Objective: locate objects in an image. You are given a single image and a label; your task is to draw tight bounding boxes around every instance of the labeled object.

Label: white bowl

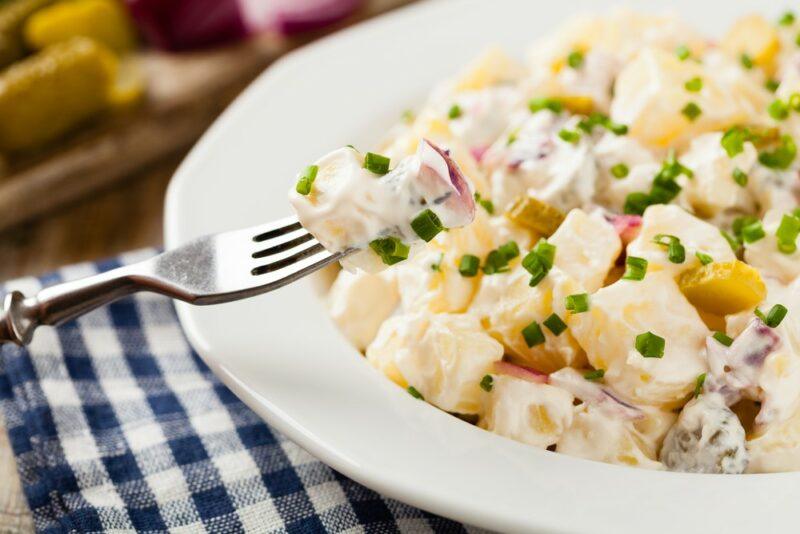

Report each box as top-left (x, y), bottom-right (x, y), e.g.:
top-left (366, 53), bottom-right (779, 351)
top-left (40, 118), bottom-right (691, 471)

top-left (164, 1), bottom-right (797, 532)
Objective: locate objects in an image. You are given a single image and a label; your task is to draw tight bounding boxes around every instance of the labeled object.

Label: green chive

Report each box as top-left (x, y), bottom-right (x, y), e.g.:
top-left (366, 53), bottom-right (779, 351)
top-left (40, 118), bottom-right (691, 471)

top-left (732, 167), bottom-right (748, 187)
top-left (448, 104), bottom-right (463, 119)
top-left (776, 213), bottom-right (800, 254)
top-left (790, 93), bottom-right (800, 111)
top-left (756, 304), bottom-right (789, 328)
top-left (522, 320), bottom-right (546, 347)
top-left (369, 237), bottom-right (410, 265)
top-left (567, 50), bottom-right (584, 69)
top-left (623, 192), bottom-right (651, 215)
top-left (411, 209), bottom-right (444, 242)
top-left (532, 239), bottom-right (556, 269)
top-left (364, 152), bottom-right (391, 174)
top-left (407, 386), bottom-right (424, 400)
top-left (584, 369), bottom-right (605, 381)
top-left (779, 11), bottom-right (796, 26)
top-left (675, 44), bottom-right (690, 61)
top-left (529, 97), bottom-right (563, 114)
top-left (768, 99), bottom-right (790, 121)
top-left (543, 313), bottom-right (567, 336)
top-left (526, 259), bottom-right (548, 287)
top-left (565, 293), bottom-right (590, 314)
top-left (431, 253), bottom-right (443, 272)
top-left (401, 109), bottom-right (414, 123)
top-left (684, 77), bottom-right (703, 92)
top-left (507, 130), bottom-right (519, 145)
top-left (458, 254), bottom-right (480, 277)
top-left (721, 230), bottom-right (740, 252)
top-left (759, 135), bottom-right (797, 169)
top-left (694, 373), bottom-right (706, 398)
top-left (474, 191), bottom-right (494, 215)
top-left (681, 102), bottom-right (702, 121)
top-left (766, 79), bottom-right (780, 93)
top-left (741, 220), bottom-right (766, 243)
top-left (295, 165), bottom-right (319, 195)
top-left (740, 53), bottom-right (754, 70)
top-left (695, 251), bottom-right (714, 266)
top-left (712, 331), bottom-right (734, 347)
top-left (611, 163), bottom-right (629, 179)
top-left (558, 129), bottom-right (581, 144)
top-left (498, 241), bottom-right (520, 261)
top-left (733, 215), bottom-right (759, 241)
top-left (796, 31), bottom-right (800, 47)
top-left (652, 234), bottom-right (685, 263)
top-left (622, 256), bottom-right (648, 281)
top-left (480, 374), bottom-right (493, 392)
top-left (635, 331), bottom-right (665, 358)
top-left (721, 126), bottom-right (747, 157)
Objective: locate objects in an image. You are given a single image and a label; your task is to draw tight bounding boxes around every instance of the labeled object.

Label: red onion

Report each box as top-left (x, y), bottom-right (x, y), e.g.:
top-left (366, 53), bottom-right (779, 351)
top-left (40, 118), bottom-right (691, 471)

top-left (607, 214), bottom-right (642, 244)
top-left (125, 0), bottom-right (363, 50)
top-left (493, 361), bottom-right (549, 384)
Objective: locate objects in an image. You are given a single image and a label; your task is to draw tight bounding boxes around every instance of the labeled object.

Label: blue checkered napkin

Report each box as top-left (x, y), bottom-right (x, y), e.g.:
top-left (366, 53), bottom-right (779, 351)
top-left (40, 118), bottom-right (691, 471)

top-left (0, 250), bottom-right (474, 533)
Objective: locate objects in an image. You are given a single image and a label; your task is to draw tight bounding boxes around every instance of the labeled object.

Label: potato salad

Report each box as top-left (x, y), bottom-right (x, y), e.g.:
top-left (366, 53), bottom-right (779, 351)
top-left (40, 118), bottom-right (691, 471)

top-left (289, 10), bottom-right (800, 473)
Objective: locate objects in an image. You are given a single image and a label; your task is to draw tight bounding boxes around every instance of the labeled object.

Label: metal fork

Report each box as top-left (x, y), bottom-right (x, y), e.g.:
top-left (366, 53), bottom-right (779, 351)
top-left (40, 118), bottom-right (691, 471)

top-left (0, 216), bottom-right (349, 346)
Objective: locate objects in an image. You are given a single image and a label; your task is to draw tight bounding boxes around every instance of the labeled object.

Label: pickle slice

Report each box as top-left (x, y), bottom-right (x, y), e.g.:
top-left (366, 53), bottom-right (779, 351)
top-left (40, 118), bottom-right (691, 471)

top-left (0, 0), bottom-right (52, 69)
top-left (678, 260), bottom-right (766, 316)
top-left (505, 195), bottom-right (566, 237)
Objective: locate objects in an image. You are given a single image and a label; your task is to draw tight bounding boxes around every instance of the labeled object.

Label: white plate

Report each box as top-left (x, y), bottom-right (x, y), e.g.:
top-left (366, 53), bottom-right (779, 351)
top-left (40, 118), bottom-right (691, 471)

top-left (164, 1), bottom-right (797, 532)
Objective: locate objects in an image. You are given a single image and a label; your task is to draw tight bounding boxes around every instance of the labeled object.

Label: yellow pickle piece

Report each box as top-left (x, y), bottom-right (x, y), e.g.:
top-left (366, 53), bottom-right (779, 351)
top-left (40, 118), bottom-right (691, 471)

top-left (505, 195), bottom-right (566, 237)
top-left (677, 260), bottom-right (766, 316)
top-left (0, 36), bottom-right (117, 151)
top-left (0, 0), bottom-right (53, 68)
top-left (24, 0), bottom-right (137, 54)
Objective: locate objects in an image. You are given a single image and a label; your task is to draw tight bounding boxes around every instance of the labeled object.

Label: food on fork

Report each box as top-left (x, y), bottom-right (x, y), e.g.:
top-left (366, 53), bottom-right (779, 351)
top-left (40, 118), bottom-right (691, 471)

top-left (291, 8), bottom-right (800, 474)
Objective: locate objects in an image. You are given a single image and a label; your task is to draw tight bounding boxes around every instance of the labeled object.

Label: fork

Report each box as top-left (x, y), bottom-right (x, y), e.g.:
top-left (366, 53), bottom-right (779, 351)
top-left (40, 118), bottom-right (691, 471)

top-left (0, 215), bottom-right (350, 346)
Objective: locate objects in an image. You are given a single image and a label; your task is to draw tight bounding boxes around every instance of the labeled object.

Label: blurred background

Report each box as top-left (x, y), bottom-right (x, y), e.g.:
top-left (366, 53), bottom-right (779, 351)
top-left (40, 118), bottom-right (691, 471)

top-left (0, 0), bottom-right (413, 282)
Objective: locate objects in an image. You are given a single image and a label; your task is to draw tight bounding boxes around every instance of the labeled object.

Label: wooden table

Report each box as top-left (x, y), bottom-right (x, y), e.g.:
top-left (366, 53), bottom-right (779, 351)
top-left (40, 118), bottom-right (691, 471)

top-left (0, 1), bottom-right (415, 530)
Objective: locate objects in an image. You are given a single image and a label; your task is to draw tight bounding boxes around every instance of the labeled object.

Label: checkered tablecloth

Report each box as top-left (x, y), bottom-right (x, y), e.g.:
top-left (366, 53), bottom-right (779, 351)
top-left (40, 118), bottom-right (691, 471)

top-left (0, 250), bottom-right (474, 533)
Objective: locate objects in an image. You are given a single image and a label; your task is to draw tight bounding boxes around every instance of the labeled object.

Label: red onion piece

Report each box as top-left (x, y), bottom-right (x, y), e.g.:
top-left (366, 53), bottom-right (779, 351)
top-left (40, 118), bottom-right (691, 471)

top-left (607, 214), bottom-right (642, 244)
top-left (263, 0), bottom-right (363, 34)
top-left (549, 367), bottom-right (644, 420)
top-left (469, 145), bottom-right (489, 163)
top-left (493, 361), bottom-right (549, 384)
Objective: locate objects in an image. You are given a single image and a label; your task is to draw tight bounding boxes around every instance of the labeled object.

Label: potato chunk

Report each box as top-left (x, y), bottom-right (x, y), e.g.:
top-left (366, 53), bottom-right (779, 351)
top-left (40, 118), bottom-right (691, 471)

top-left (720, 15), bottom-right (780, 76)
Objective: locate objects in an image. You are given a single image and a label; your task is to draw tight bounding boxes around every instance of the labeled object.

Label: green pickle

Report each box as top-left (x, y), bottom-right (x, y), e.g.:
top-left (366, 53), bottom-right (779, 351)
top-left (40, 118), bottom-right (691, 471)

top-left (0, 36), bottom-right (117, 151)
top-left (0, 0), bottom-right (52, 69)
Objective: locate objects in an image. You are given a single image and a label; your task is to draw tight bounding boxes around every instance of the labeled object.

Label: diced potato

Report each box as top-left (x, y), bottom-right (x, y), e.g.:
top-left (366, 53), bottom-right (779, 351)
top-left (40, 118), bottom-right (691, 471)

top-left (454, 46), bottom-right (525, 91)
top-left (550, 209), bottom-right (622, 293)
top-left (567, 271), bottom-right (709, 407)
top-left (480, 375), bottom-right (574, 448)
top-left (610, 47), bottom-right (752, 148)
top-left (677, 260), bottom-right (766, 316)
top-left (720, 14), bottom-right (780, 76)
top-left (366, 312), bottom-right (503, 414)
top-left (505, 194), bottom-right (565, 237)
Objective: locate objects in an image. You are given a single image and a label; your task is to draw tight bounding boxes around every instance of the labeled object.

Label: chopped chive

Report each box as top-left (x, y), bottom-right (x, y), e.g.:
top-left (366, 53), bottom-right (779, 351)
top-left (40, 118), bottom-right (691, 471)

top-left (411, 209), bottom-right (444, 242)
top-left (712, 331), bottom-right (734, 347)
top-left (482, 241), bottom-right (519, 275)
top-left (776, 213), bottom-right (800, 253)
top-left (565, 293), bottom-right (590, 314)
top-left (732, 167), bottom-right (748, 187)
top-left (756, 304), bottom-right (789, 328)
top-left (480, 374), bottom-right (494, 392)
top-left (721, 229), bottom-right (740, 252)
top-left (611, 163), bottom-right (629, 178)
top-left (622, 256), bottom-right (648, 281)
top-left (695, 251), bottom-right (714, 265)
top-left (458, 254), bottom-right (480, 277)
top-left (694, 373), bottom-right (706, 398)
top-left (652, 234), bottom-right (685, 263)
top-left (567, 50), bottom-right (584, 69)
top-left (521, 239), bottom-right (557, 286)
top-left (506, 130), bottom-right (519, 145)
top-left (790, 93), bottom-right (800, 111)
top-left (364, 152), bottom-right (391, 174)
top-left (526, 261), bottom-right (548, 287)
top-left (675, 44), bottom-right (690, 61)
top-left (584, 369), bottom-right (605, 381)
top-left (684, 77), bottom-right (703, 92)
top-left (448, 104), bottom-right (463, 119)
top-left (741, 220), bottom-right (766, 243)
top-left (558, 129), bottom-right (581, 144)
top-left (635, 331), bottom-right (665, 358)
top-left (732, 215), bottom-right (759, 241)
top-left (407, 386), bottom-right (424, 400)
top-left (623, 192), bottom-right (651, 215)
top-left (294, 165), bottom-right (319, 195)
top-left (401, 109), bottom-right (415, 123)
top-left (768, 99), bottom-right (790, 121)
top-left (431, 253), bottom-right (443, 272)
top-left (721, 126), bottom-right (747, 157)
top-left (369, 237), bottom-right (410, 265)
top-left (543, 313), bottom-right (567, 336)
top-left (758, 134), bottom-right (797, 169)
top-left (796, 31), bottom-right (800, 47)
top-left (532, 239), bottom-right (556, 269)
top-left (522, 320), bottom-right (546, 347)
top-left (474, 191), bottom-right (494, 214)
top-left (779, 11), bottom-right (796, 26)
top-left (498, 241), bottom-right (520, 261)
top-left (740, 53), bottom-right (754, 70)
top-left (681, 102), bottom-right (702, 121)
top-left (766, 79), bottom-right (780, 93)
top-left (529, 97), bottom-right (563, 114)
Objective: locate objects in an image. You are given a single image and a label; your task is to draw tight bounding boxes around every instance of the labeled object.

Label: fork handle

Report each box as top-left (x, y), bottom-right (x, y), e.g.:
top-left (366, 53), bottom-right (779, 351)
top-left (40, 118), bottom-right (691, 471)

top-left (0, 265), bottom-right (141, 346)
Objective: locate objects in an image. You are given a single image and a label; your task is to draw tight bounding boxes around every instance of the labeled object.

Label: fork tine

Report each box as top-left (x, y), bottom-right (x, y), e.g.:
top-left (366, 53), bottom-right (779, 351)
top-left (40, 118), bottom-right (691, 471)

top-left (252, 228), bottom-right (314, 258)
top-left (252, 215), bottom-right (301, 242)
top-left (252, 240), bottom-right (328, 275)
